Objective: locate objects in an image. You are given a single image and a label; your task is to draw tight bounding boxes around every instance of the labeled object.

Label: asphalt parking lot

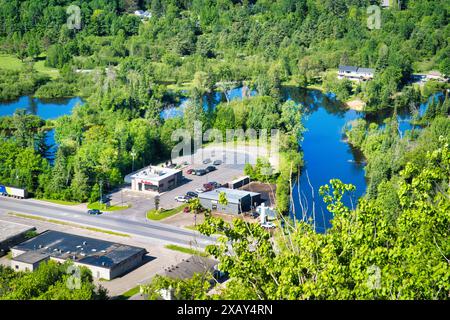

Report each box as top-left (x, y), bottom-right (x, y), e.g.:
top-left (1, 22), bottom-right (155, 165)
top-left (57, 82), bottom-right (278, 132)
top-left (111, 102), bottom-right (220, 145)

top-left (106, 158), bottom-right (246, 220)
top-left (158, 162), bottom-right (245, 209)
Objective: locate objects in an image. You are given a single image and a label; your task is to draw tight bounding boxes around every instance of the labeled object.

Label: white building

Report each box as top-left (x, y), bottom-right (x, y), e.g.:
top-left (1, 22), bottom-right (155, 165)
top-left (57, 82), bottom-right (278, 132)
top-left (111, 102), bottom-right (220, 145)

top-left (125, 166), bottom-right (183, 193)
top-left (134, 10), bottom-right (151, 19)
top-left (338, 66), bottom-right (375, 81)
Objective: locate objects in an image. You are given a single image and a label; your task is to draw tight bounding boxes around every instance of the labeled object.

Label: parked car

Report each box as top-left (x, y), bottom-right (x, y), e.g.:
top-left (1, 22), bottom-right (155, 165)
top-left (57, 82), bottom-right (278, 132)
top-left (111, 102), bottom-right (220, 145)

top-left (195, 187), bottom-right (206, 193)
top-left (205, 166), bottom-right (216, 173)
top-left (195, 169), bottom-right (207, 176)
top-left (186, 169), bottom-right (194, 174)
top-left (213, 160), bottom-right (222, 166)
top-left (88, 209), bottom-right (102, 216)
top-left (203, 183), bottom-right (214, 191)
top-left (175, 196), bottom-right (188, 203)
top-left (186, 191), bottom-right (198, 198)
top-left (209, 181), bottom-right (221, 188)
top-left (202, 158), bottom-right (211, 164)
top-left (261, 222), bottom-right (276, 229)
top-left (183, 206), bottom-right (191, 213)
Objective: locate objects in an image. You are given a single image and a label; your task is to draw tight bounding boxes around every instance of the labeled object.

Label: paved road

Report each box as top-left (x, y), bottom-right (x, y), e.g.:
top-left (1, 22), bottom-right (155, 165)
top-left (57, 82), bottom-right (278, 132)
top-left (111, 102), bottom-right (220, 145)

top-left (0, 197), bottom-right (215, 248)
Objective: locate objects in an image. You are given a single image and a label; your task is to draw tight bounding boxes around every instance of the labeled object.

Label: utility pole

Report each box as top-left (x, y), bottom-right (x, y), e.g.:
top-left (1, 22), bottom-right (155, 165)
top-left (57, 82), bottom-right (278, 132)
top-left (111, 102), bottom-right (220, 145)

top-left (99, 179), bottom-right (103, 205)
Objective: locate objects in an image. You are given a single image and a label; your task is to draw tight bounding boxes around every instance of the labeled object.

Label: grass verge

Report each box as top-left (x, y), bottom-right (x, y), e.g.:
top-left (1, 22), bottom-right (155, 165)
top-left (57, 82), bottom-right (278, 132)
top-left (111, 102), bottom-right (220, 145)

top-left (37, 198), bottom-right (81, 206)
top-left (164, 244), bottom-right (209, 257)
top-left (116, 286), bottom-right (141, 300)
top-left (88, 202), bottom-right (131, 212)
top-left (8, 212), bottom-right (130, 238)
top-left (146, 205), bottom-right (184, 221)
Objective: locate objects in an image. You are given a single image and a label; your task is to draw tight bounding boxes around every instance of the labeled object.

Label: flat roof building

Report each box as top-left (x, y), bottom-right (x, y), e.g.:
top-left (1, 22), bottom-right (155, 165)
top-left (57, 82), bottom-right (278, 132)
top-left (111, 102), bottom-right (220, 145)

top-left (125, 165), bottom-right (183, 193)
top-left (198, 187), bottom-right (262, 215)
top-left (10, 231), bottom-right (147, 280)
top-left (0, 221), bottom-right (35, 257)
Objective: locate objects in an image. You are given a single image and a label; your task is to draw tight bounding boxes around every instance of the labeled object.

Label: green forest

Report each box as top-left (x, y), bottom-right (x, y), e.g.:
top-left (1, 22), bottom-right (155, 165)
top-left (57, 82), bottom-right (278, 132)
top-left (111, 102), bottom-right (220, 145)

top-left (0, 0), bottom-right (449, 300)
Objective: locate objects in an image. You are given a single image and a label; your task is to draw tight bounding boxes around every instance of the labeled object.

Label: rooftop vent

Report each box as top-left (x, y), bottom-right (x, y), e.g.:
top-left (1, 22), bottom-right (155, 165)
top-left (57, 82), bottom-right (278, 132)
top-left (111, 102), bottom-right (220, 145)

top-left (83, 241), bottom-right (87, 246)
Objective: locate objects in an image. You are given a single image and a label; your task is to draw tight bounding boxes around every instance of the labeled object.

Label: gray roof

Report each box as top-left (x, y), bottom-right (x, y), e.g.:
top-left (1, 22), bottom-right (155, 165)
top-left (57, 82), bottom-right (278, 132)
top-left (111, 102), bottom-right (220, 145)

top-left (163, 255), bottom-right (217, 280)
top-left (357, 67), bottom-right (375, 74)
top-left (339, 65), bottom-right (358, 73)
top-left (199, 188), bottom-right (260, 204)
top-left (0, 221), bottom-right (35, 243)
top-left (12, 231), bottom-right (147, 269)
top-left (13, 251), bottom-right (50, 264)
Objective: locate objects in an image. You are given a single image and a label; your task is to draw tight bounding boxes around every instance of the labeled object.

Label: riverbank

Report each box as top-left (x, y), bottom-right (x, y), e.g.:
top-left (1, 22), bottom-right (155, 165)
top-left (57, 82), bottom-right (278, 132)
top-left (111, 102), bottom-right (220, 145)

top-left (346, 98), bottom-right (366, 111)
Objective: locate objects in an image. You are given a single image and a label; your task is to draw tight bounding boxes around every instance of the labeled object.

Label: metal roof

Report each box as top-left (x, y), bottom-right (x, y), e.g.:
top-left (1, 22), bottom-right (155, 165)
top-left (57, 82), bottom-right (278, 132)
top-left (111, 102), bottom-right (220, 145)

top-left (357, 67), bottom-right (375, 74)
top-left (12, 231), bottom-right (147, 269)
top-left (339, 65), bottom-right (358, 72)
top-left (199, 188), bottom-right (260, 203)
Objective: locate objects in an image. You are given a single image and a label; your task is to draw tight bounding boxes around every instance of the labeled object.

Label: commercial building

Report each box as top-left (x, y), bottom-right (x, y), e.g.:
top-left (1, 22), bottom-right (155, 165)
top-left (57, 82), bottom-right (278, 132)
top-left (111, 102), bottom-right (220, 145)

top-left (125, 166), bottom-right (183, 194)
top-left (10, 230), bottom-right (147, 280)
top-left (228, 176), bottom-right (250, 189)
top-left (338, 66), bottom-right (375, 81)
top-left (157, 255), bottom-right (220, 300)
top-left (0, 221), bottom-right (36, 257)
top-left (198, 187), bottom-right (262, 215)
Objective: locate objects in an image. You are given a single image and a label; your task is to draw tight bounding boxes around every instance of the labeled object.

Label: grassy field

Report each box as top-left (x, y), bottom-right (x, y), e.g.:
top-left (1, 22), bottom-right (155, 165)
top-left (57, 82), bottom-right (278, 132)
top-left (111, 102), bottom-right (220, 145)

top-left (164, 244), bottom-right (209, 257)
top-left (34, 59), bottom-right (59, 79)
top-left (8, 212), bottom-right (130, 238)
top-left (146, 205), bottom-right (184, 221)
top-left (87, 202), bottom-right (131, 212)
top-left (0, 53), bottom-right (59, 79)
top-left (0, 54), bottom-right (24, 71)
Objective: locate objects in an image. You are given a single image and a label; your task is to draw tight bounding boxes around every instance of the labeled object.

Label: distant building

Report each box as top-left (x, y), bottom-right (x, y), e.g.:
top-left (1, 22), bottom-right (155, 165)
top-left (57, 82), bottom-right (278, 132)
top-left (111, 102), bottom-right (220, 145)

top-left (198, 187), bottom-right (262, 215)
top-left (338, 66), bottom-right (375, 81)
top-left (10, 231), bottom-right (147, 280)
top-left (125, 166), bottom-right (183, 193)
top-left (426, 71), bottom-right (448, 83)
top-left (381, 0), bottom-right (391, 8)
top-left (0, 221), bottom-right (35, 257)
top-left (156, 255), bottom-right (220, 300)
top-left (134, 10), bottom-right (151, 19)
top-left (228, 176), bottom-right (250, 189)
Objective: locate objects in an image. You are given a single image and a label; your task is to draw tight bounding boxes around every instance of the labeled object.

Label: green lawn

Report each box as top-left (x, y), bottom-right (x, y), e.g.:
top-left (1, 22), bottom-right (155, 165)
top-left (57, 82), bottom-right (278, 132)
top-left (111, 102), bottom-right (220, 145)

top-left (0, 53), bottom-right (59, 79)
top-left (87, 202), bottom-right (131, 212)
top-left (38, 198), bottom-right (81, 206)
top-left (34, 59), bottom-right (59, 79)
top-left (0, 54), bottom-right (24, 71)
top-left (164, 244), bottom-right (209, 257)
top-left (146, 205), bottom-right (184, 221)
top-left (116, 286), bottom-right (141, 300)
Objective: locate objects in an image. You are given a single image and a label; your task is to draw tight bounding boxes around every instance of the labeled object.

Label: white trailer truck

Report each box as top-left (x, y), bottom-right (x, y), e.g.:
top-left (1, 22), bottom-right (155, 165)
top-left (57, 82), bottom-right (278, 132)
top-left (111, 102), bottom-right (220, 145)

top-left (0, 185), bottom-right (28, 199)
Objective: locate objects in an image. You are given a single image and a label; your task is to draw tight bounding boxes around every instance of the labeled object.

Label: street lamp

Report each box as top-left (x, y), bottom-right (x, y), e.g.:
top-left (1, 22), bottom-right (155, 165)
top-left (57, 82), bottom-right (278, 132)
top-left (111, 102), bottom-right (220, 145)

top-left (131, 151), bottom-right (136, 172)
